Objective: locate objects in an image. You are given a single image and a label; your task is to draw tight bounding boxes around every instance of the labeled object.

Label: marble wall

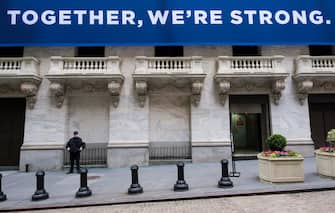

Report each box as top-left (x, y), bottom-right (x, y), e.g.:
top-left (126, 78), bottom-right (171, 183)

top-left (149, 86), bottom-right (190, 143)
top-left (67, 92), bottom-right (109, 144)
top-left (16, 45), bottom-right (319, 171)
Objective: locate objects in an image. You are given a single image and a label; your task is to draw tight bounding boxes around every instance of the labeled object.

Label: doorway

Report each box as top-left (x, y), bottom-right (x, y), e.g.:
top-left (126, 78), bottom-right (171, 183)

top-left (229, 95), bottom-right (271, 159)
top-left (0, 98), bottom-right (26, 169)
top-left (309, 94), bottom-right (335, 149)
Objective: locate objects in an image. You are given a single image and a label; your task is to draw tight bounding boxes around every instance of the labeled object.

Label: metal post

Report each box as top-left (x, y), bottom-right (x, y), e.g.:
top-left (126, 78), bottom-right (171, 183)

top-left (230, 133), bottom-right (240, 177)
top-left (0, 173), bottom-right (7, 202)
top-left (174, 162), bottom-right (189, 191)
top-left (76, 168), bottom-right (92, 198)
top-left (32, 170), bottom-right (49, 201)
top-left (218, 159), bottom-right (234, 188)
top-left (128, 165), bottom-right (143, 194)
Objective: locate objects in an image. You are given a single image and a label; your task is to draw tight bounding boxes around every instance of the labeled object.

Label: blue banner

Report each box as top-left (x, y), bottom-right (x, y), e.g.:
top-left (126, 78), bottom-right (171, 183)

top-left (0, 0), bottom-right (334, 46)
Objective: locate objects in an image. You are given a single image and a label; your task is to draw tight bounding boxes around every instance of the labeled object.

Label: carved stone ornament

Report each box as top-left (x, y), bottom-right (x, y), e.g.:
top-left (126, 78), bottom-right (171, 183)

top-left (20, 82), bottom-right (38, 109)
top-left (49, 82), bottom-right (65, 108)
top-left (135, 80), bottom-right (147, 107)
top-left (217, 80), bottom-right (231, 105)
top-left (191, 81), bottom-right (204, 106)
top-left (297, 80), bottom-right (313, 105)
top-left (108, 81), bottom-right (122, 107)
top-left (271, 79), bottom-right (286, 105)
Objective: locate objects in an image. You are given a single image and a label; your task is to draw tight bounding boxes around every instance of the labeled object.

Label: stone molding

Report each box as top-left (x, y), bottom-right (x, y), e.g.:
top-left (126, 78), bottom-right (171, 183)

top-left (215, 55), bottom-right (289, 105)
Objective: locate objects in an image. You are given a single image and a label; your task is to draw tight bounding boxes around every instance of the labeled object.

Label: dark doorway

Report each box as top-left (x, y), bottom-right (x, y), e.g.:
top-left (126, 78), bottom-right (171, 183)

top-left (309, 94), bottom-right (335, 149)
top-left (229, 95), bottom-right (271, 159)
top-left (0, 98), bottom-right (26, 169)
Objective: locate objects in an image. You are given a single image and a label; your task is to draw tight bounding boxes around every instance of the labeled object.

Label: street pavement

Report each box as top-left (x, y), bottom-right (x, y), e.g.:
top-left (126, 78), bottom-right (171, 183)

top-left (16, 190), bottom-right (335, 213)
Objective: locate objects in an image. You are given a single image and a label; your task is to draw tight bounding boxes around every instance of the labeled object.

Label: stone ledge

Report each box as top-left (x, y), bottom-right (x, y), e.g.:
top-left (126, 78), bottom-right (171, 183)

top-left (21, 144), bottom-right (64, 150)
top-left (107, 142), bottom-right (149, 149)
top-left (192, 140), bottom-right (231, 147)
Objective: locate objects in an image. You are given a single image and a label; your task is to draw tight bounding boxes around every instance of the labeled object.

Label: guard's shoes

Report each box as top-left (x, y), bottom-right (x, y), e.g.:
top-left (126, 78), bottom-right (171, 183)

top-left (66, 171), bottom-right (73, 174)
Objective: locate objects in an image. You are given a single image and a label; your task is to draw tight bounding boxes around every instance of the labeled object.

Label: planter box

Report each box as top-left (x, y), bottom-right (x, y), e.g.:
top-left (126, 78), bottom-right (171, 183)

top-left (315, 149), bottom-right (335, 178)
top-left (257, 153), bottom-right (304, 183)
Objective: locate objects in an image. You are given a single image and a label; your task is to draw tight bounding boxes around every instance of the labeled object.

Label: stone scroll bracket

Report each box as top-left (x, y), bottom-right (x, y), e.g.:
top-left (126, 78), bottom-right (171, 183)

top-left (216, 80), bottom-right (231, 106)
top-left (191, 80), bottom-right (204, 106)
top-left (271, 79), bottom-right (286, 105)
top-left (49, 82), bottom-right (65, 108)
top-left (295, 79), bottom-right (314, 105)
top-left (135, 80), bottom-right (148, 107)
top-left (108, 80), bottom-right (123, 108)
top-left (20, 82), bottom-right (40, 109)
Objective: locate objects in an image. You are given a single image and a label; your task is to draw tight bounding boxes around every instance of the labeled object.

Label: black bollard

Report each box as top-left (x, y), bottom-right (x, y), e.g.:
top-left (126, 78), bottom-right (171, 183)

top-left (0, 173), bottom-right (7, 202)
top-left (32, 170), bottom-right (49, 201)
top-left (174, 162), bottom-right (189, 191)
top-left (128, 165), bottom-right (143, 194)
top-left (76, 168), bottom-right (92, 198)
top-left (218, 159), bottom-right (233, 188)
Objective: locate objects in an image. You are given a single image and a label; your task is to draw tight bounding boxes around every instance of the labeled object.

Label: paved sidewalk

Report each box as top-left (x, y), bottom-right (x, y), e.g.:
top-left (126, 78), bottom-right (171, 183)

top-left (1, 157), bottom-right (335, 211)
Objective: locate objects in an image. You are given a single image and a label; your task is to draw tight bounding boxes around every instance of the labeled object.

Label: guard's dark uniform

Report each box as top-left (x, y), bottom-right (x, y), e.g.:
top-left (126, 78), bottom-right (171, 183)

top-left (66, 136), bottom-right (85, 173)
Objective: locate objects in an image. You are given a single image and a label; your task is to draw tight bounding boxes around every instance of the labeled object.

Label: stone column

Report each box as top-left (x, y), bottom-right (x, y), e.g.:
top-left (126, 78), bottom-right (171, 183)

top-left (107, 53), bottom-right (150, 168)
top-left (265, 46), bottom-right (314, 156)
top-left (19, 47), bottom-right (73, 171)
top-left (188, 52), bottom-right (231, 162)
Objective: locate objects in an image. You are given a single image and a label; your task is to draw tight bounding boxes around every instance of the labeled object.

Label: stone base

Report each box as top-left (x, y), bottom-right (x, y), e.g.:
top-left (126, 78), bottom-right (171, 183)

top-left (258, 153), bottom-right (304, 183)
top-left (286, 139), bottom-right (315, 157)
top-left (191, 141), bottom-right (231, 163)
top-left (107, 143), bottom-right (149, 168)
top-left (315, 150), bottom-right (335, 178)
top-left (19, 145), bottom-right (64, 171)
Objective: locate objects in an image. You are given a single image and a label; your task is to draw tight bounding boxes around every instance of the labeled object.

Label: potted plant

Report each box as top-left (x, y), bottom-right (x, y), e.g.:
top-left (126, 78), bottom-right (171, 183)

top-left (258, 134), bottom-right (304, 183)
top-left (315, 129), bottom-right (335, 178)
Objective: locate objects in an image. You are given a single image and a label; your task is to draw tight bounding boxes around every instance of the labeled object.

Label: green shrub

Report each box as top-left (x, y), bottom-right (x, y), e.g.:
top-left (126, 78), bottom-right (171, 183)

top-left (266, 134), bottom-right (287, 151)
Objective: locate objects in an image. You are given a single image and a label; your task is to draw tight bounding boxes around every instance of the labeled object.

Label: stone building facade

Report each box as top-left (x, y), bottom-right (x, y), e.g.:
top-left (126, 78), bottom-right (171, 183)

top-left (0, 45), bottom-right (334, 171)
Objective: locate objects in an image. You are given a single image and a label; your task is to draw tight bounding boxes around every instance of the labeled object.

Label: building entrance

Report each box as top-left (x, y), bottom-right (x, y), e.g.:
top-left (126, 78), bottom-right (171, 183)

top-left (229, 95), bottom-right (271, 159)
top-left (0, 98), bottom-right (26, 169)
top-left (309, 94), bottom-right (335, 149)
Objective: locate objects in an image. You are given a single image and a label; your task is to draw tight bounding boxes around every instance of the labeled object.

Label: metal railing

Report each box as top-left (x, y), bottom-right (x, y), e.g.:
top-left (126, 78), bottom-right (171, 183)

top-left (149, 142), bottom-right (191, 160)
top-left (64, 143), bottom-right (107, 166)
